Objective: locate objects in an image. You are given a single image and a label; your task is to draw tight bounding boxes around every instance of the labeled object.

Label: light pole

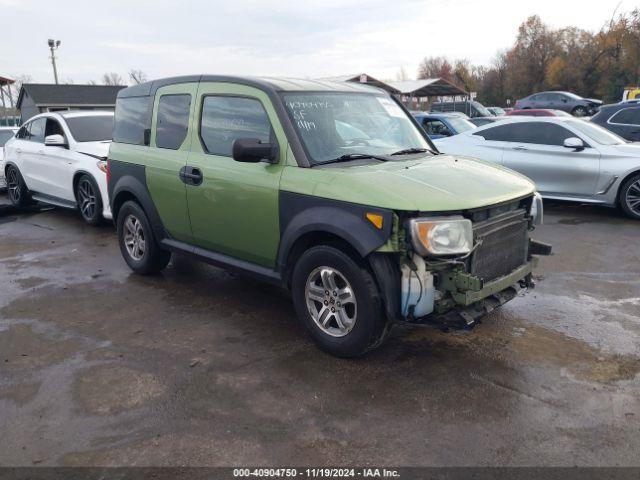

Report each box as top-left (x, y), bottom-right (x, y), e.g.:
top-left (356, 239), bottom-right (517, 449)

top-left (48, 39), bottom-right (61, 84)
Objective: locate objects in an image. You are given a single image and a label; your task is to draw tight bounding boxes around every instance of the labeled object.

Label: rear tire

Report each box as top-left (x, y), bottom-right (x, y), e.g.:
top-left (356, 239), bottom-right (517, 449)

top-left (619, 173), bottom-right (640, 220)
top-left (5, 165), bottom-right (32, 207)
top-left (291, 245), bottom-right (389, 357)
top-left (75, 174), bottom-right (102, 226)
top-left (117, 200), bottom-right (171, 274)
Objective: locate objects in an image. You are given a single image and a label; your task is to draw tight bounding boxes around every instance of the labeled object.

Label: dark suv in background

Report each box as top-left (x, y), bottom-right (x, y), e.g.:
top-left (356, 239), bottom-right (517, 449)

top-left (515, 91), bottom-right (602, 117)
top-left (430, 100), bottom-right (492, 118)
top-left (590, 100), bottom-right (640, 141)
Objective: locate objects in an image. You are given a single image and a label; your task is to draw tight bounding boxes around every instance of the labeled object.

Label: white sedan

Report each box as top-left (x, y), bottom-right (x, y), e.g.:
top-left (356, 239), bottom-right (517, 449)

top-left (3, 111), bottom-right (113, 224)
top-left (0, 126), bottom-right (19, 189)
top-left (434, 116), bottom-right (640, 219)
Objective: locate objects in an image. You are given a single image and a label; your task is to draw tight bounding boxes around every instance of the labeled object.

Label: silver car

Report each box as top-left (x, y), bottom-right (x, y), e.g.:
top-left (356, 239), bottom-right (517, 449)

top-left (515, 91), bottom-right (602, 117)
top-left (434, 117), bottom-right (640, 219)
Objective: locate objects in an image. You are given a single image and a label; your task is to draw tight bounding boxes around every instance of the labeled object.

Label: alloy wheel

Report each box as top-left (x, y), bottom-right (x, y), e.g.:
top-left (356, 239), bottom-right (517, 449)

top-left (573, 106), bottom-right (587, 117)
top-left (7, 168), bottom-right (21, 204)
top-left (123, 214), bottom-right (146, 261)
top-left (625, 179), bottom-right (640, 216)
top-left (77, 179), bottom-right (96, 220)
top-left (305, 266), bottom-right (357, 337)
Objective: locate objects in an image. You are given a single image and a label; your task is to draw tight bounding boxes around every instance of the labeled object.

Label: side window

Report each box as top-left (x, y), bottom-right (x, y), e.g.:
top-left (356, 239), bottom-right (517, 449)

top-left (423, 119), bottom-right (451, 136)
top-left (113, 96), bottom-right (151, 145)
top-left (474, 124), bottom-right (513, 141)
top-left (156, 94), bottom-right (192, 150)
top-left (199, 96), bottom-right (272, 157)
top-left (26, 118), bottom-right (46, 143)
top-left (45, 118), bottom-right (65, 138)
top-left (610, 108), bottom-right (640, 125)
top-left (508, 122), bottom-right (574, 146)
top-left (16, 124), bottom-right (29, 139)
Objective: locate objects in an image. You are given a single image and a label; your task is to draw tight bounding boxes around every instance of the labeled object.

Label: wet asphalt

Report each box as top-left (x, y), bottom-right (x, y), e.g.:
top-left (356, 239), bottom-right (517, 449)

top-left (0, 194), bottom-right (638, 467)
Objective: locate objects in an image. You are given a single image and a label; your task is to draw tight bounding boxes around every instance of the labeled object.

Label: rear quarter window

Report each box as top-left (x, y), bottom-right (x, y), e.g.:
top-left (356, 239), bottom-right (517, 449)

top-left (113, 96), bottom-right (151, 145)
top-left (474, 124), bottom-right (513, 141)
top-left (610, 108), bottom-right (640, 125)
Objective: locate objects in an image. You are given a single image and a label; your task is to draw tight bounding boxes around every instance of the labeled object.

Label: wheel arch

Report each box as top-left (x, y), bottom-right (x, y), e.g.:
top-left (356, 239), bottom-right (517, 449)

top-left (4, 160), bottom-right (19, 176)
top-left (276, 193), bottom-right (394, 287)
top-left (109, 165), bottom-right (167, 241)
top-left (72, 170), bottom-right (98, 200)
top-left (280, 230), bottom-right (363, 287)
top-left (616, 169), bottom-right (640, 205)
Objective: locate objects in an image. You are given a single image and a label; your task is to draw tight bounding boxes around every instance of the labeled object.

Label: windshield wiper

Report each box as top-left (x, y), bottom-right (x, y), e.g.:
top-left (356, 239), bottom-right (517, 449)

top-left (390, 147), bottom-right (437, 156)
top-left (315, 153), bottom-right (390, 166)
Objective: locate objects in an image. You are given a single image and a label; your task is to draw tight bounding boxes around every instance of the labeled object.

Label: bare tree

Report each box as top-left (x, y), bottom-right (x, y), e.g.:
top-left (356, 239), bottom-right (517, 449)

top-left (6, 74), bottom-right (32, 106)
top-left (396, 66), bottom-right (409, 81)
top-left (128, 69), bottom-right (148, 85)
top-left (102, 72), bottom-right (125, 86)
top-left (417, 56), bottom-right (455, 82)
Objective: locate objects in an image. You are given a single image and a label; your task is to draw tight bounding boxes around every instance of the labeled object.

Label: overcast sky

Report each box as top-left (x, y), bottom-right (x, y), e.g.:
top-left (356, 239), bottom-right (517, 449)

top-left (0, 0), bottom-right (633, 84)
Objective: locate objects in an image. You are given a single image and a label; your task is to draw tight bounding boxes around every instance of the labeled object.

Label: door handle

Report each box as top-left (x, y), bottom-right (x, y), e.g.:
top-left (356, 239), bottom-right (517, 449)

top-left (16, 148), bottom-right (22, 154)
top-left (37, 150), bottom-right (44, 155)
top-left (179, 166), bottom-right (203, 186)
top-left (512, 146), bottom-right (528, 151)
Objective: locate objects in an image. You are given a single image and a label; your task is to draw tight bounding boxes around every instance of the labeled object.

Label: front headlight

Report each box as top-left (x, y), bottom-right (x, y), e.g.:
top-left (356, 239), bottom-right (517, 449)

top-left (530, 192), bottom-right (543, 226)
top-left (408, 216), bottom-right (473, 256)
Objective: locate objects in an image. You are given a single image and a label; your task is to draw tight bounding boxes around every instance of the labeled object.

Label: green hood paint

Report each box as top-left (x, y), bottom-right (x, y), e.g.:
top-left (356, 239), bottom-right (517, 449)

top-left (280, 154), bottom-right (536, 211)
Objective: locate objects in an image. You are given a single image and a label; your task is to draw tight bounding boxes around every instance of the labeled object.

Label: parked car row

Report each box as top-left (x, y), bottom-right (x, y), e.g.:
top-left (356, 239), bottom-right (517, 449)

top-left (2, 75), bottom-right (552, 357)
top-left (434, 116), bottom-right (640, 220)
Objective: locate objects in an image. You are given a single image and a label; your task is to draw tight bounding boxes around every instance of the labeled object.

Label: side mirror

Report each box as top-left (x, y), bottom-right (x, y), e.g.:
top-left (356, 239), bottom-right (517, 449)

top-left (44, 134), bottom-right (67, 148)
top-left (232, 138), bottom-right (278, 163)
top-left (563, 137), bottom-right (584, 151)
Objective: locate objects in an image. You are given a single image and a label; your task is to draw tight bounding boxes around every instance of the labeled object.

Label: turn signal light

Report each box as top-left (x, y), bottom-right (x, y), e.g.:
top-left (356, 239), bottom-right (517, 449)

top-left (366, 213), bottom-right (384, 229)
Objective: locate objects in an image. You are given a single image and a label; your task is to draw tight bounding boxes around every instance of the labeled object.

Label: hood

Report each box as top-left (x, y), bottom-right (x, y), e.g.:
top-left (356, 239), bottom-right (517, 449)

top-left (607, 143), bottom-right (640, 157)
top-left (75, 141), bottom-right (110, 159)
top-left (281, 155), bottom-right (536, 211)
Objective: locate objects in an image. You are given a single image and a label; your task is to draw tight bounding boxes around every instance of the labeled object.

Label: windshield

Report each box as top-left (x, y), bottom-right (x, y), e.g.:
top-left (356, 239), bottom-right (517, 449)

top-left (0, 130), bottom-right (15, 146)
top-left (65, 115), bottom-right (114, 142)
top-left (567, 120), bottom-right (626, 145)
top-left (490, 107), bottom-right (505, 116)
top-left (472, 102), bottom-right (492, 117)
top-left (282, 92), bottom-right (433, 165)
top-left (447, 117), bottom-right (476, 133)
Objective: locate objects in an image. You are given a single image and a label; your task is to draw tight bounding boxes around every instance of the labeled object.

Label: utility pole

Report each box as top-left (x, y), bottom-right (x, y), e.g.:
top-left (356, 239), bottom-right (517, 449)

top-left (48, 39), bottom-right (61, 84)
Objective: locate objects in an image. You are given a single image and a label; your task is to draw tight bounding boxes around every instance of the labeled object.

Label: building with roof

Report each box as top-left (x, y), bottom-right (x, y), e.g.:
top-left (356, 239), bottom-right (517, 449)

top-left (16, 83), bottom-right (125, 123)
top-left (316, 73), bottom-right (468, 109)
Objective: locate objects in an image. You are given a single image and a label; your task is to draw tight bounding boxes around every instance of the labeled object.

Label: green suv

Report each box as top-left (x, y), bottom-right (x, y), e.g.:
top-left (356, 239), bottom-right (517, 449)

top-left (107, 75), bottom-right (550, 357)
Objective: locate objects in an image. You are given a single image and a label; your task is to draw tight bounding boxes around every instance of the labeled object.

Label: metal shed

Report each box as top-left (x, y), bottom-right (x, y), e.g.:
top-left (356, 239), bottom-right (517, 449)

top-left (16, 84), bottom-right (125, 123)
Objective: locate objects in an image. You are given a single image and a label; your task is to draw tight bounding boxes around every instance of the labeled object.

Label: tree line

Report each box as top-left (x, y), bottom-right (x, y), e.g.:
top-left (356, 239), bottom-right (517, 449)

top-left (416, 9), bottom-right (640, 106)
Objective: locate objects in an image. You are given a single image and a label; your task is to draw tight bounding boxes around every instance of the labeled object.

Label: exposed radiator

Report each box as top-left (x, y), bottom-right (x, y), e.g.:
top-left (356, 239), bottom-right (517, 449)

top-left (469, 209), bottom-right (529, 282)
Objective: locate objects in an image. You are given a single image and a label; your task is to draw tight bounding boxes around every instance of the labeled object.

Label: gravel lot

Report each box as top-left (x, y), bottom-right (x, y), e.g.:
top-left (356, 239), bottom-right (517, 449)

top-left (0, 194), bottom-right (639, 467)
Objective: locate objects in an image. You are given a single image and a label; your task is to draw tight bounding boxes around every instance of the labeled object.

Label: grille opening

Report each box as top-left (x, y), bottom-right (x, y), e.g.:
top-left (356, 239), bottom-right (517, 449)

top-left (468, 209), bottom-right (529, 282)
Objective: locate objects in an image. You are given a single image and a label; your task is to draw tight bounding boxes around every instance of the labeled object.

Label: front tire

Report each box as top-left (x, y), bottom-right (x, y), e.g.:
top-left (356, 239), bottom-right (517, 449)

top-left (619, 173), bottom-right (640, 220)
top-left (5, 165), bottom-right (32, 207)
top-left (572, 105), bottom-right (588, 117)
top-left (291, 245), bottom-right (389, 357)
top-left (75, 174), bottom-right (102, 226)
top-left (117, 200), bottom-right (171, 274)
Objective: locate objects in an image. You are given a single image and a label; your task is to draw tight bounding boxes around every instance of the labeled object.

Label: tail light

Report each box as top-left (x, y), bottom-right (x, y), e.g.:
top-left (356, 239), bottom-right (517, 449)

top-left (105, 159), bottom-right (111, 184)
